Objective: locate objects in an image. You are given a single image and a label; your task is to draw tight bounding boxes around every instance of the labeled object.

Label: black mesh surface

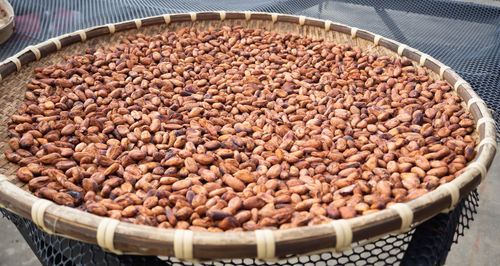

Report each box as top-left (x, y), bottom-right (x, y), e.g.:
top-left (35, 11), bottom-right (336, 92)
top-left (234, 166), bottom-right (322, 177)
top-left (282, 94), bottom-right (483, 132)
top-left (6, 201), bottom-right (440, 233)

top-left (1, 190), bottom-right (479, 266)
top-left (0, 0), bottom-right (499, 136)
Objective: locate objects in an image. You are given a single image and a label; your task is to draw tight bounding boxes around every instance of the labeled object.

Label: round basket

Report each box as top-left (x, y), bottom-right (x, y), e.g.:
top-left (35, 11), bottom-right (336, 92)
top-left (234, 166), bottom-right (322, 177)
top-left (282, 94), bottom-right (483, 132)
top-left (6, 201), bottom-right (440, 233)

top-left (0, 11), bottom-right (496, 261)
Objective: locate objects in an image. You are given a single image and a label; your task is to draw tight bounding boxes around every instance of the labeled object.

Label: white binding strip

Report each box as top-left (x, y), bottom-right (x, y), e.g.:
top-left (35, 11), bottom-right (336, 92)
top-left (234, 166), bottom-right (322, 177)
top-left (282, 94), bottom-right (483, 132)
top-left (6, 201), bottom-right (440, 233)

top-left (97, 218), bottom-right (122, 254)
top-left (174, 229), bottom-right (194, 260)
top-left (27, 46), bottom-right (41, 60)
top-left (31, 199), bottom-right (54, 234)
top-left (163, 14), bottom-right (171, 24)
top-left (75, 30), bottom-right (87, 42)
top-left (439, 182), bottom-right (460, 213)
top-left (219, 11), bottom-right (226, 21)
top-left (330, 219), bottom-right (353, 251)
top-left (325, 20), bottom-right (332, 31)
top-left (8, 56), bottom-right (21, 71)
top-left (467, 161), bottom-right (487, 182)
top-left (479, 137), bottom-right (497, 151)
top-left (97, 218), bottom-right (111, 250)
top-left (397, 44), bottom-right (408, 56)
top-left (299, 15), bottom-right (306, 26)
top-left (440, 65), bottom-right (451, 80)
top-left (189, 12), bottom-right (197, 22)
top-left (419, 54), bottom-right (428, 67)
top-left (476, 117), bottom-right (496, 131)
top-left (134, 19), bottom-right (142, 29)
top-left (50, 38), bottom-right (62, 50)
top-left (271, 13), bottom-right (278, 23)
top-left (466, 97), bottom-right (485, 111)
top-left (255, 229), bottom-right (275, 260)
top-left (350, 27), bottom-right (358, 39)
top-left (389, 203), bottom-right (413, 232)
top-left (373, 35), bottom-right (382, 46)
top-left (245, 11), bottom-right (251, 21)
top-left (106, 24), bottom-right (116, 34)
top-left (454, 79), bottom-right (466, 91)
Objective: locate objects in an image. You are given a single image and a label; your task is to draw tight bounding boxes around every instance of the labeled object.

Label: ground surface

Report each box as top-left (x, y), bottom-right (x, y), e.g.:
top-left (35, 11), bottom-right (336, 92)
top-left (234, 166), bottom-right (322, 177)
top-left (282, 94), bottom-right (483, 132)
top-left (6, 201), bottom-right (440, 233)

top-left (445, 148), bottom-right (500, 266)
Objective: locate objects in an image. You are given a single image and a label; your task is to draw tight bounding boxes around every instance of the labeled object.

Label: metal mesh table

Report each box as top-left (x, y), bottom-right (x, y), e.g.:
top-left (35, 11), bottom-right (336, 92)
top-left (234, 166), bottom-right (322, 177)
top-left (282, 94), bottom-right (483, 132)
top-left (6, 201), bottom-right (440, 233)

top-left (0, 0), bottom-right (498, 265)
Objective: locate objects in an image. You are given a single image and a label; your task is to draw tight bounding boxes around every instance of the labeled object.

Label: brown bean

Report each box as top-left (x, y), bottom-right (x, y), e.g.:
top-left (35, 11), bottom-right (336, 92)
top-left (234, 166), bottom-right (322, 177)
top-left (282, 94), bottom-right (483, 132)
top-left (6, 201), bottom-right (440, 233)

top-left (199, 169), bottom-right (217, 182)
top-left (129, 150), bottom-right (146, 161)
top-left (339, 206), bottom-right (356, 219)
top-left (218, 216), bottom-right (239, 230)
top-left (415, 156), bottom-right (431, 171)
top-left (172, 179), bottom-right (192, 191)
top-left (243, 196), bottom-right (266, 209)
top-left (184, 157), bottom-right (199, 173)
top-left (267, 165), bottom-right (281, 178)
top-left (17, 167), bottom-right (34, 182)
top-left (234, 170), bottom-right (256, 183)
top-left (164, 156), bottom-right (183, 166)
top-left (193, 154), bottom-right (214, 165)
top-left (39, 153), bottom-right (61, 164)
top-left (222, 174), bottom-right (245, 192)
top-left (175, 207), bottom-right (193, 220)
top-left (427, 167), bottom-right (449, 177)
top-left (61, 124), bottom-right (76, 136)
top-left (207, 209), bottom-right (233, 220)
top-left (19, 133), bottom-right (34, 148)
top-left (87, 203), bottom-right (108, 216)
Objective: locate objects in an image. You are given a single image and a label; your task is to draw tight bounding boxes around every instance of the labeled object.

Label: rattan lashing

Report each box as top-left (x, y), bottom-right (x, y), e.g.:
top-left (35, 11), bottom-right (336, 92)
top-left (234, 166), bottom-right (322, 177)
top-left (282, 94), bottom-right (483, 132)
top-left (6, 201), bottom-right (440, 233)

top-left (0, 11), bottom-right (496, 261)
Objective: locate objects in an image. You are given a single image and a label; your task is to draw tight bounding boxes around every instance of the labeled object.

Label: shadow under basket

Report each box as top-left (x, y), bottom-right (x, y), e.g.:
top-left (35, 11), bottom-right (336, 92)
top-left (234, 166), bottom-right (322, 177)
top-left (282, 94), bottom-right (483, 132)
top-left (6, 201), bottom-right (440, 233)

top-left (0, 11), bottom-right (496, 262)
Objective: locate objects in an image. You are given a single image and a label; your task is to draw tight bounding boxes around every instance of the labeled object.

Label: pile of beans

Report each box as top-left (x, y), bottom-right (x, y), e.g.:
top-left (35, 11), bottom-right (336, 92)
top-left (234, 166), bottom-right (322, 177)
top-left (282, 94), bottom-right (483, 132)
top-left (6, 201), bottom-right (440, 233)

top-left (5, 25), bottom-right (476, 232)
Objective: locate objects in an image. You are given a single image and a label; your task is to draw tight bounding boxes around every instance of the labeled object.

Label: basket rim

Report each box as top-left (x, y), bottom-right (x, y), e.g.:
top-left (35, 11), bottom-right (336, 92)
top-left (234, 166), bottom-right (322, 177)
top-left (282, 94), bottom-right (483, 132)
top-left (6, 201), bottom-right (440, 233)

top-left (0, 11), bottom-right (496, 261)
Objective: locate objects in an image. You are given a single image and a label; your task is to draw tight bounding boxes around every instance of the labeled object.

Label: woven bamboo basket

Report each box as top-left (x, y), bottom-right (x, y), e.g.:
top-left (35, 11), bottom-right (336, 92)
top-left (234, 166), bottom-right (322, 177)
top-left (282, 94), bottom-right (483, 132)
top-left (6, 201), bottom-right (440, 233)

top-left (0, 11), bottom-right (496, 261)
